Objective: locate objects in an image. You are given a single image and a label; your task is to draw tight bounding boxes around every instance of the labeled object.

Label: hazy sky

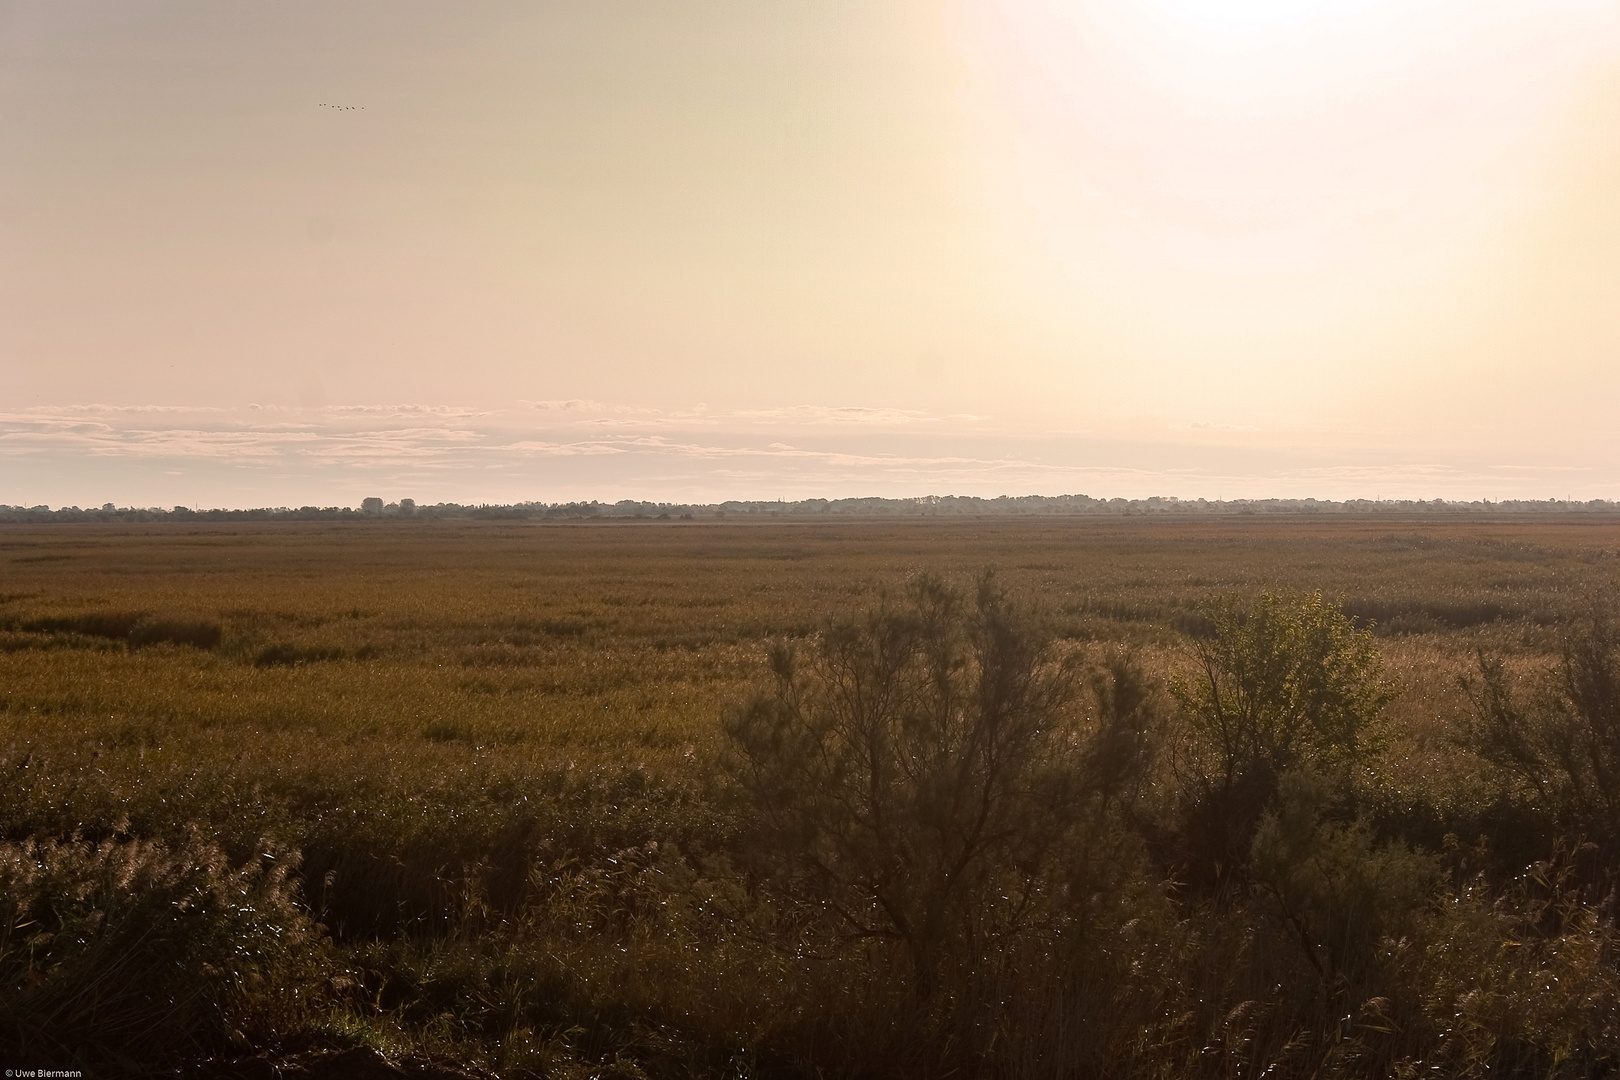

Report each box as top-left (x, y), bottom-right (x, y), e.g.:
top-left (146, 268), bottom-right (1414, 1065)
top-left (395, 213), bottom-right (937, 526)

top-left (3, 0), bottom-right (1617, 507)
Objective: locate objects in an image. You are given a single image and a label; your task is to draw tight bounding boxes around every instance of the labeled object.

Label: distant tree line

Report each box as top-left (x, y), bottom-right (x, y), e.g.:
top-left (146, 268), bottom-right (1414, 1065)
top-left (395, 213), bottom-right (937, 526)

top-left (2, 494), bottom-right (1616, 523)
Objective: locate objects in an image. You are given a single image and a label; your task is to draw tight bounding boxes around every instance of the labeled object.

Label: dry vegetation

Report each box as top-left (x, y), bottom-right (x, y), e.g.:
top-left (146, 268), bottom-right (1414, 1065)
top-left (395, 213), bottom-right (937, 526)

top-left (2, 516), bottom-right (1618, 1077)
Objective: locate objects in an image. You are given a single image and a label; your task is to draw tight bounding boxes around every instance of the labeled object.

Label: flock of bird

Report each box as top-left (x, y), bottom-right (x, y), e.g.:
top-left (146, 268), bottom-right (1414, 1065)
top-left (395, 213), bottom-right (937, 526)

top-left (317, 103), bottom-right (363, 110)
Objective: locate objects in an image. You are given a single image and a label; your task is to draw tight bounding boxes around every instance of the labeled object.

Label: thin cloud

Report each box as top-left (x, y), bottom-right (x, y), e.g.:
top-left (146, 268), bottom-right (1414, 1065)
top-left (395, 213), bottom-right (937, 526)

top-left (7, 402), bottom-right (1607, 505)
top-left (321, 404), bottom-right (491, 418)
top-left (730, 406), bottom-right (969, 425)
top-left (0, 408), bottom-right (492, 470)
top-left (34, 404), bottom-right (234, 416)
top-left (1285, 463), bottom-right (1460, 481)
top-left (507, 440), bottom-right (626, 457)
top-left (516, 401), bottom-right (986, 428)
top-left (520, 399), bottom-right (661, 416)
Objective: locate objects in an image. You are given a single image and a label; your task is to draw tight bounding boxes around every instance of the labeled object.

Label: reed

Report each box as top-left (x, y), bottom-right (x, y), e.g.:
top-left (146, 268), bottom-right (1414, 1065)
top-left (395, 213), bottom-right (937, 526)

top-left (0, 517), bottom-right (1615, 1075)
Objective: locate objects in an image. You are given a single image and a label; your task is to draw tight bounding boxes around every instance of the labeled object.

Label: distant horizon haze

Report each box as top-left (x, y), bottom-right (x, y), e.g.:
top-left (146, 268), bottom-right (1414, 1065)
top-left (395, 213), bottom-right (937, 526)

top-left (8, 491), bottom-right (1616, 516)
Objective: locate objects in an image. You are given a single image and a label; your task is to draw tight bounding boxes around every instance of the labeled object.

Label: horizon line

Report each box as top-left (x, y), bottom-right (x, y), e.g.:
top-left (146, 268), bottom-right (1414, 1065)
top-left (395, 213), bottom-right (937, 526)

top-left (4, 493), bottom-right (1617, 520)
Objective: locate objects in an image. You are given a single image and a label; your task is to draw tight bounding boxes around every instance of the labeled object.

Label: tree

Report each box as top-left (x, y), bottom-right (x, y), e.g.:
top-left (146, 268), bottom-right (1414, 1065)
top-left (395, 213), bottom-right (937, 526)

top-left (723, 572), bottom-right (1153, 1002)
top-left (1173, 592), bottom-right (1394, 889)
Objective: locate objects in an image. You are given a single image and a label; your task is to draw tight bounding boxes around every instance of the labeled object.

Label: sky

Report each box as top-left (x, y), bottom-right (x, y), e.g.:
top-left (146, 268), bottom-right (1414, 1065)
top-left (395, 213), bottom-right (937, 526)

top-left (2, 0), bottom-right (1617, 508)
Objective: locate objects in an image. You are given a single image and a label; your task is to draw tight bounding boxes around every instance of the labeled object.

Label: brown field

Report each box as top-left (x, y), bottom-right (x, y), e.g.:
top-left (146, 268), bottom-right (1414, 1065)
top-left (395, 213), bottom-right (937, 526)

top-left (3, 516), bottom-right (1618, 1077)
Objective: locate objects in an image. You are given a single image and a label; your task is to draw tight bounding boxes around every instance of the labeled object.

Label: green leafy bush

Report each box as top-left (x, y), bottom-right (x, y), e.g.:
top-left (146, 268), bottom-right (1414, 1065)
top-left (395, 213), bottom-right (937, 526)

top-left (1173, 592), bottom-right (1395, 888)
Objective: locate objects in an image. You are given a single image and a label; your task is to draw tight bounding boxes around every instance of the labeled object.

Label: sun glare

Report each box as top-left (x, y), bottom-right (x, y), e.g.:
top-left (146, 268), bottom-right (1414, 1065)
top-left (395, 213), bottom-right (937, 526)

top-left (1134, 0), bottom-right (1380, 34)
top-left (5, 0), bottom-right (1619, 503)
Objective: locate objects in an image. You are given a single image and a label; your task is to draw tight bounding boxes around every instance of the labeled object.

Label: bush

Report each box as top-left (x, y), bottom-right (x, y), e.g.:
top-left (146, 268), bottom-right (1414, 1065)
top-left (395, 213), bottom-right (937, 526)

top-left (1463, 613), bottom-right (1620, 863)
top-left (0, 833), bottom-right (315, 1064)
top-left (1400, 846), bottom-right (1620, 1076)
top-left (723, 571), bottom-right (1155, 1005)
top-left (1172, 592), bottom-right (1394, 889)
top-left (1250, 769), bottom-right (1439, 984)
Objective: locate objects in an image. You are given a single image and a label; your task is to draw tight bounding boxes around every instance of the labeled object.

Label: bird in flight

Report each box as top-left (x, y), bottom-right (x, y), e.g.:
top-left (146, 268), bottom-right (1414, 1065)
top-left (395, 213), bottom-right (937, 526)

top-left (316, 103), bottom-right (364, 110)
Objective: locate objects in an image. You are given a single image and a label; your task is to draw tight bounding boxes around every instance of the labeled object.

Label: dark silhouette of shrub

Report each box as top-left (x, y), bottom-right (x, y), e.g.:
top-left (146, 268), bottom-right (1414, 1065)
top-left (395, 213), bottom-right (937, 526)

top-left (1250, 769), bottom-right (1438, 984)
top-left (0, 834), bottom-right (310, 1065)
top-left (723, 571), bottom-right (1156, 1004)
top-left (1464, 613), bottom-right (1620, 862)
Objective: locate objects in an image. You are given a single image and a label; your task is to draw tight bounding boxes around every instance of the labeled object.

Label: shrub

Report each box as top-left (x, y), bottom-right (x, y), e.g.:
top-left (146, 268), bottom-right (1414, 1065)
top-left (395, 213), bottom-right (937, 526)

top-left (1463, 614), bottom-right (1620, 862)
top-left (0, 832), bottom-right (314, 1064)
top-left (1250, 769), bottom-right (1439, 984)
top-left (723, 571), bottom-right (1153, 1005)
top-left (1400, 846), bottom-right (1620, 1076)
top-left (1172, 592), bottom-right (1395, 889)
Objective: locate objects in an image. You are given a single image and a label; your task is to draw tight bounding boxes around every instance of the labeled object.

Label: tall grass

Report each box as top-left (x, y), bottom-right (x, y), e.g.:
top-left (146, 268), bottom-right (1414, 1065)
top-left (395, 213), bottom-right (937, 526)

top-left (0, 518), bottom-right (1616, 1074)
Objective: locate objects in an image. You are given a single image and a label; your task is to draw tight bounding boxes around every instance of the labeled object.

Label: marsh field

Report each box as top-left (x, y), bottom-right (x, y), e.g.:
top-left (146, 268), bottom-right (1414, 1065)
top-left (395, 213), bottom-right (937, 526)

top-left (3, 516), bottom-right (1620, 1078)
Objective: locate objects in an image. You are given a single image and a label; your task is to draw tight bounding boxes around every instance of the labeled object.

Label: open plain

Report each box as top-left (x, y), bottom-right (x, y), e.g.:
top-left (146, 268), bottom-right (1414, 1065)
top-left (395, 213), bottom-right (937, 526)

top-left (3, 515), bottom-right (1619, 1077)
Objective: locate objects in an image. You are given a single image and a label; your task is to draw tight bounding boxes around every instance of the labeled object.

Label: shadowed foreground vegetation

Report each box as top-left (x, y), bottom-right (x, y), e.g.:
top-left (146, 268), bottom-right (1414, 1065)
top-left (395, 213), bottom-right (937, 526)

top-left (2, 516), bottom-right (1618, 1077)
